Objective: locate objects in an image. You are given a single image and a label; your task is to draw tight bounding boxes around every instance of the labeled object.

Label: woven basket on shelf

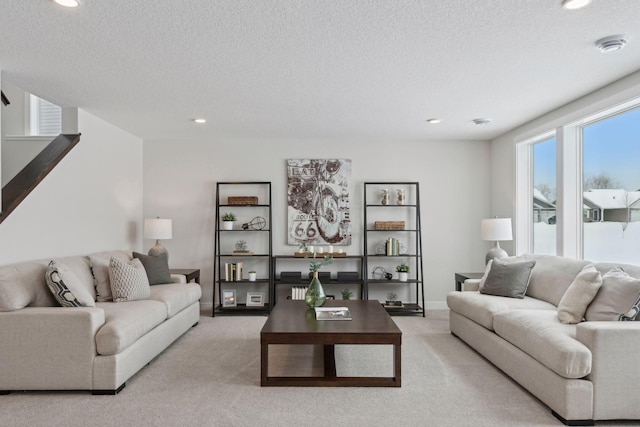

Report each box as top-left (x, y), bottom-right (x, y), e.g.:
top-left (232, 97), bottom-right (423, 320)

top-left (374, 221), bottom-right (405, 230)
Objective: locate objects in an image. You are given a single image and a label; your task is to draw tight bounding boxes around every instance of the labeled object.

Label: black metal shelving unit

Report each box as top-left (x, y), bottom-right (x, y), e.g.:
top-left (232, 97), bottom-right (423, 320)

top-left (213, 182), bottom-right (272, 316)
top-left (363, 182), bottom-right (425, 317)
top-left (271, 255), bottom-right (364, 305)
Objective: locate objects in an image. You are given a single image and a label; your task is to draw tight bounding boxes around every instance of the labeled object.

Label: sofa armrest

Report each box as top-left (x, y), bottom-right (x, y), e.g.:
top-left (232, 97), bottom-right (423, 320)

top-left (171, 274), bottom-right (187, 284)
top-left (576, 321), bottom-right (640, 419)
top-left (463, 278), bottom-right (480, 291)
top-left (0, 307), bottom-right (105, 390)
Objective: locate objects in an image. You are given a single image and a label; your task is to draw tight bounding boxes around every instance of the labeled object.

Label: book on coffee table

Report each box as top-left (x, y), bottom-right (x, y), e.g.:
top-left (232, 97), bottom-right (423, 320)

top-left (314, 307), bottom-right (352, 321)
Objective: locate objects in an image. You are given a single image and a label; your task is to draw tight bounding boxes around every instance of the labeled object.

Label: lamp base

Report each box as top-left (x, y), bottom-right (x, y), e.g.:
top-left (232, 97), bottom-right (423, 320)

top-left (485, 241), bottom-right (507, 265)
top-left (148, 240), bottom-right (168, 259)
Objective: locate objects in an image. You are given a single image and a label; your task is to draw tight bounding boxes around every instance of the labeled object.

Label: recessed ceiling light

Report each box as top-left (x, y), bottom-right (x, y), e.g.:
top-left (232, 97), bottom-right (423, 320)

top-left (561, 0), bottom-right (591, 10)
top-left (53, 0), bottom-right (79, 7)
top-left (473, 118), bottom-right (491, 125)
top-left (426, 118), bottom-right (441, 124)
top-left (595, 35), bottom-right (628, 53)
top-left (193, 118), bottom-right (207, 124)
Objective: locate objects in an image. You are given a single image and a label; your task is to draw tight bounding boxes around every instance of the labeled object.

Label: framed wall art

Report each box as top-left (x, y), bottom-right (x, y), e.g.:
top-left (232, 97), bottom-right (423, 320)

top-left (286, 159), bottom-right (352, 246)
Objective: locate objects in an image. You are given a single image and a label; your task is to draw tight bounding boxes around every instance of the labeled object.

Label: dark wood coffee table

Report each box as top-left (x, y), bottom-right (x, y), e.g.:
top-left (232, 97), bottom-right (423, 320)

top-left (260, 300), bottom-right (401, 387)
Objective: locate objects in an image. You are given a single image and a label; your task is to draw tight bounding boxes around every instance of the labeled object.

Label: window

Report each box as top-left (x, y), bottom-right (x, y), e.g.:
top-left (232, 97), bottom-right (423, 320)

top-left (517, 100), bottom-right (640, 262)
top-left (29, 94), bottom-right (61, 136)
top-left (582, 107), bottom-right (640, 263)
top-left (532, 136), bottom-right (556, 255)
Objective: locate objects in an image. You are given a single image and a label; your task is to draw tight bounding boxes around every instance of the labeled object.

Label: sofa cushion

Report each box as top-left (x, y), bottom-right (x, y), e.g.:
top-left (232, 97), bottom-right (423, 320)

top-left (90, 250), bottom-right (132, 302)
top-left (45, 260), bottom-right (96, 307)
top-left (0, 264), bottom-right (39, 311)
top-left (109, 257), bottom-right (150, 303)
top-left (585, 266), bottom-right (640, 321)
top-left (133, 252), bottom-right (172, 285)
top-left (557, 264), bottom-right (602, 324)
top-left (480, 258), bottom-right (536, 299)
top-left (149, 283), bottom-right (202, 317)
top-left (524, 254), bottom-right (590, 306)
top-left (95, 300), bottom-right (168, 355)
top-left (493, 310), bottom-right (592, 379)
top-left (447, 291), bottom-right (556, 331)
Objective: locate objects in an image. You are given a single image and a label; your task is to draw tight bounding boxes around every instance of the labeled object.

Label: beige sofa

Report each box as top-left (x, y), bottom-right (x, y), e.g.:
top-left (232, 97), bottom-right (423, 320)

top-left (0, 250), bottom-right (201, 394)
top-left (448, 254), bottom-right (640, 426)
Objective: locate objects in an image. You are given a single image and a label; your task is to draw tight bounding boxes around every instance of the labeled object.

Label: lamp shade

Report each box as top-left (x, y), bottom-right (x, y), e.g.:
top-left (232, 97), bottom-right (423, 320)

top-left (144, 218), bottom-right (172, 240)
top-left (481, 218), bottom-right (512, 241)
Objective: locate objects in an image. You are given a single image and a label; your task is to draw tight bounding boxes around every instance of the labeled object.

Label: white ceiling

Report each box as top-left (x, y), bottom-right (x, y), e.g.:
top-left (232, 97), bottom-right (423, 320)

top-left (1, 0), bottom-right (639, 141)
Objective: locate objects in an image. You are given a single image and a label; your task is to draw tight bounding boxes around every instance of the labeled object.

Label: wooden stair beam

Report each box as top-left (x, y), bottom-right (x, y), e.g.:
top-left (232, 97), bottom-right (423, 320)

top-left (1, 133), bottom-right (81, 224)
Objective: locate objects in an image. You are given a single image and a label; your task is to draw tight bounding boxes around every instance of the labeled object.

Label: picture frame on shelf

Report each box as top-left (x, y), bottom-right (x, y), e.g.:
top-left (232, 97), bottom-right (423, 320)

top-left (246, 292), bottom-right (264, 306)
top-left (223, 290), bottom-right (237, 307)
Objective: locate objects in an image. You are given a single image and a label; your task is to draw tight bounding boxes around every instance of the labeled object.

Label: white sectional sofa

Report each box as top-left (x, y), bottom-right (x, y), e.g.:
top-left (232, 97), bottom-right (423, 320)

top-left (448, 254), bottom-right (640, 426)
top-left (0, 250), bottom-right (201, 394)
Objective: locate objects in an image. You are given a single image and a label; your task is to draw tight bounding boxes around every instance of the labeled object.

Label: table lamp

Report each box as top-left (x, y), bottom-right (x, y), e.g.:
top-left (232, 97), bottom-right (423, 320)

top-left (481, 217), bottom-right (512, 264)
top-left (144, 218), bottom-right (172, 258)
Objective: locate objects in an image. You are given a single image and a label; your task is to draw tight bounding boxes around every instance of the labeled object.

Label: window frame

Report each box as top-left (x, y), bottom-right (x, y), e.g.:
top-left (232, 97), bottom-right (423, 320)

top-left (516, 97), bottom-right (640, 259)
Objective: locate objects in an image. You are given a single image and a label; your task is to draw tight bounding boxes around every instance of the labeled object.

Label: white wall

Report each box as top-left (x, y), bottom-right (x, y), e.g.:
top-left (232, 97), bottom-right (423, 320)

top-left (0, 109), bottom-right (143, 264)
top-left (490, 70), bottom-right (640, 257)
top-left (143, 137), bottom-right (491, 309)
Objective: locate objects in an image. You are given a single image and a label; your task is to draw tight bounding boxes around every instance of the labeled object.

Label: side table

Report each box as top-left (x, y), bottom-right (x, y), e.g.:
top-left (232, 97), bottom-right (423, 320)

top-left (454, 272), bottom-right (483, 292)
top-left (170, 268), bottom-right (200, 283)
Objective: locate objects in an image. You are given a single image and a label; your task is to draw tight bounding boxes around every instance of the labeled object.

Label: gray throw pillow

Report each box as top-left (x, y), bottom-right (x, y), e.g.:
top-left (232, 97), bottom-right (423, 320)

top-left (133, 252), bottom-right (171, 285)
top-left (479, 258), bottom-right (536, 299)
top-left (585, 266), bottom-right (640, 321)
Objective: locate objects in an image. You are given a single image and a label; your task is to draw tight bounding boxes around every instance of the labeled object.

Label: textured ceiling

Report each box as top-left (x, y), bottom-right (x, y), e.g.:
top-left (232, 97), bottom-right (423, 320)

top-left (1, 0), bottom-right (639, 141)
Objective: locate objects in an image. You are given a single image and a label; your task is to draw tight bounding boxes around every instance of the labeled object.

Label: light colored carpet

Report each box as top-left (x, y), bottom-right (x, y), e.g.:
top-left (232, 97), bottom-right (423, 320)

top-left (0, 310), bottom-right (635, 426)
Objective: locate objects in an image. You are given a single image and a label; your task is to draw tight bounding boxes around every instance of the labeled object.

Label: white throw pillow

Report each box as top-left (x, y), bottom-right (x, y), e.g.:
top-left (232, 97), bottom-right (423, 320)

top-left (109, 257), bottom-right (150, 303)
top-left (557, 264), bottom-right (602, 324)
top-left (90, 251), bottom-right (132, 302)
top-left (585, 266), bottom-right (640, 321)
top-left (45, 260), bottom-right (96, 307)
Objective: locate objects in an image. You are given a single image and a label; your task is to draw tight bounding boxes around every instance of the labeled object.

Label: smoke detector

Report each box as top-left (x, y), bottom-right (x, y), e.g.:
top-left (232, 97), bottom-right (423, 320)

top-left (473, 118), bottom-right (491, 126)
top-left (595, 35), bottom-right (628, 53)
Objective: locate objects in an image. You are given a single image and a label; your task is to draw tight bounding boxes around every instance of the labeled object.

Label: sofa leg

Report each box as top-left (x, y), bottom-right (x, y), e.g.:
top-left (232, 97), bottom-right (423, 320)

top-left (0, 391), bottom-right (9, 395)
top-left (192, 322), bottom-right (199, 327)
top-left (552, 411), bottom-right (594, 426)
top-left (92, 383), bottom-right (126, 395)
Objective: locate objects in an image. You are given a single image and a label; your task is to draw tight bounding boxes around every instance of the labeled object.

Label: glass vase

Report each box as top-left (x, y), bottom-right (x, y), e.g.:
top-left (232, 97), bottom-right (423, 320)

top-left (305, 271), bottom-right (327, 308)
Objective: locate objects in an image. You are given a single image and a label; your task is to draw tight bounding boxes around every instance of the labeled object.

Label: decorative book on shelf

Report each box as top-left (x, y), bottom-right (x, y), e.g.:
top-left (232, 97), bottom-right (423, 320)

top-left (315, 307), bottom-right (352, 321)
top-left (293, 252), bottom-right (347, 257)
top-left (232, 251), bottom-right (253, 256)
top-left (224, 262), bottom-right (243, 281)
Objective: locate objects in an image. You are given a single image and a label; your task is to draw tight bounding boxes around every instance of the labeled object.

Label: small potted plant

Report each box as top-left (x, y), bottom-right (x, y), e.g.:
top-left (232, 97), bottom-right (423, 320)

top-left (396, 262), bottom-right (409, 282)
top-left (248, 271), bottom-right (257, 282)
top-left (222, 212), bottom-right (236, 230)
top-left (341, 289), bottom-right (353, 300)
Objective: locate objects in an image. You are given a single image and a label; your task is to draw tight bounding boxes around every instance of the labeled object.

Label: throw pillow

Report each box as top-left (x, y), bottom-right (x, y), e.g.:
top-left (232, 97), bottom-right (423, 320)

top-left (132, 252), bottom-right (172, 285)
top-left (557, 264), bottom-right (602, 324)
top-left (479, 258), bottom-right (537, 299)
top-left (585, 266), bottom-right (640, 321)
top-left (45, 260), bottom-right (96, 307)
top-left (90, 251), bottom-right (132, 302)
top-left (478, 259), bottom-right (493, 292)
top-left (108, 257), bottom-right (150, 303)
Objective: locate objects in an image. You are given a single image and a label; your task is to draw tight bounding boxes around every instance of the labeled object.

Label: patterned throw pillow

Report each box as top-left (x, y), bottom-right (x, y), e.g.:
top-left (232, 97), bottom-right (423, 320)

top-left (45, 260), bottom-right (96, 307)
top-left (108, 257), bottom-right (150, 303)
